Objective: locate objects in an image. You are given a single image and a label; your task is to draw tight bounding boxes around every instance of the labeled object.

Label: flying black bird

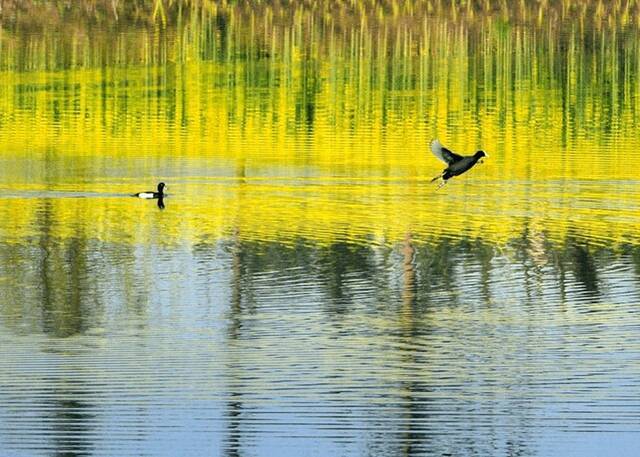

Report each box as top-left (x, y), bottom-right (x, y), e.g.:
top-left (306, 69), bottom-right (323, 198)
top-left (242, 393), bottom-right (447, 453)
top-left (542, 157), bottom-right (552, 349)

top-left (430, 139), bottom-right (487, 188)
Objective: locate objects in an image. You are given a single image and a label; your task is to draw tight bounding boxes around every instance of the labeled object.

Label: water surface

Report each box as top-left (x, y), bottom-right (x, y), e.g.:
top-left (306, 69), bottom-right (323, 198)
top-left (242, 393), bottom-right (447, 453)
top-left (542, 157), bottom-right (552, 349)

top-left (1, 3), bottom-right (640, 456)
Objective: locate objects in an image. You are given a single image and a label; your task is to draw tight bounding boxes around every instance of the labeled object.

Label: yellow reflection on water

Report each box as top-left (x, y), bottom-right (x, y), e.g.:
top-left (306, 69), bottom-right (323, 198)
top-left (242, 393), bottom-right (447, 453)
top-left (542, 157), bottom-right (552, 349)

top-left (0, 177), bottom-right (637, 249)
top-left (0, 7), bottom-right (639, 248)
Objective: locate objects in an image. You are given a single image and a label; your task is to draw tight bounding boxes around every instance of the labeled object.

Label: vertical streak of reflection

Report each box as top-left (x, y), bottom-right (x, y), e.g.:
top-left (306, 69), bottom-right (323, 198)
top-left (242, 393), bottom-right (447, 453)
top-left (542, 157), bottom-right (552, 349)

top-left (222, 160), bottom-right (247, 457)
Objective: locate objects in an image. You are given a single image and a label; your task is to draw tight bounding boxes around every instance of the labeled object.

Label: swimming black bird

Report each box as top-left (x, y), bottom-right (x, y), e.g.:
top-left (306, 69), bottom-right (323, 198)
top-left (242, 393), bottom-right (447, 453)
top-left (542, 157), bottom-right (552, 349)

top-left (430, 140), bottom-right (487, 188)
top-left (134, 182), bottom-right (166, 199)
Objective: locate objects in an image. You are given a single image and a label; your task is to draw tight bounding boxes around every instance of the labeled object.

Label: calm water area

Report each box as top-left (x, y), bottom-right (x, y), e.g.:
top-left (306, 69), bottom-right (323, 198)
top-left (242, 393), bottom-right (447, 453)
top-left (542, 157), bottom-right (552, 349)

top-left (1, 2), bottom-right (640, 456)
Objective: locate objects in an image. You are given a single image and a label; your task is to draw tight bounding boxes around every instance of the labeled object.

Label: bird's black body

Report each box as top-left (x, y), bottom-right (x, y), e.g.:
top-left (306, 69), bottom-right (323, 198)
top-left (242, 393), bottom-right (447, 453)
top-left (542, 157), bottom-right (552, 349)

top-left (430, 140), bottom-right (487, 186)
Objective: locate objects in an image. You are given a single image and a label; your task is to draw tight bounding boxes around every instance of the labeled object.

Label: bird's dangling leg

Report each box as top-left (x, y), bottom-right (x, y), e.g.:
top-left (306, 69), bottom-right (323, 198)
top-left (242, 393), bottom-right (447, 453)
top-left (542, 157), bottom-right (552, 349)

top-left (436, 179), bottom-right (447, 190)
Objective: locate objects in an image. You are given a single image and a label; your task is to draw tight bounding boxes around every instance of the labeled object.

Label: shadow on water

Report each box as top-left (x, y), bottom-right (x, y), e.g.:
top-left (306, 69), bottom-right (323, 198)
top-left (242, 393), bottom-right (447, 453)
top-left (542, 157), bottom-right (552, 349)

top-left (194, 232), bottom-right (638, 319)
top-left (566, 241), bottom-right (600, 296)
top-left (36, 200), bottom-right (90, 338)
top-left (317, 241), bottom-right (376, 312)
top-left (393, 234), bottom-right (436, 456)
top-left (1, 226), bottom-right (640, 455)
top-left (43, 380), bottom-right (96, 457)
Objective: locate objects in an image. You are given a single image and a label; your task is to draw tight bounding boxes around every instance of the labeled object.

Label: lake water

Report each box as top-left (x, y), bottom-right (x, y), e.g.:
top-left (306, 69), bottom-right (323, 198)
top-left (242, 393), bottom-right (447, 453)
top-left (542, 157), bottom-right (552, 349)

top-left (1, 3), bottom-right (640, 456)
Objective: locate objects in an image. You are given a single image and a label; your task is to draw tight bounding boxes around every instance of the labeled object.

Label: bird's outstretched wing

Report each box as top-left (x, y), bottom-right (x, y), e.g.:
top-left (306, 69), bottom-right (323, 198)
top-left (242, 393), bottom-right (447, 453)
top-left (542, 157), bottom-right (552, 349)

top-left (430, 139), bottom-right (464, 164)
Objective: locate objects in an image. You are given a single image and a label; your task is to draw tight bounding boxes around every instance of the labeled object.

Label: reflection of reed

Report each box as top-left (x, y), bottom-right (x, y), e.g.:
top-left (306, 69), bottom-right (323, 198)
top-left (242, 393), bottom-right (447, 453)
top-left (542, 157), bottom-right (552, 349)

top-left (1, 7), bottom-right (638, 181)
top-left (0, 3), bottom-right (639, 249)
top-left (1, 231), bottom-right (639, 360)
top-left (2, 1), bottom-right (639, 29)
top-left (36, 199), bottom-right (88, 338)
top-left (402, 233), bottom-right (416, 309)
